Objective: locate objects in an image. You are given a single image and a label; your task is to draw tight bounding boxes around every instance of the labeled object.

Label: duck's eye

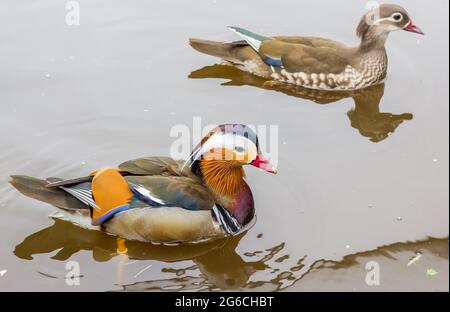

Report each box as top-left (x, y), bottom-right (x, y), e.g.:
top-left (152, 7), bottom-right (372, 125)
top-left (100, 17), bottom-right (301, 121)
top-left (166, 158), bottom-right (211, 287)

top-left (392, 13), bottom-right (403, 22)
top-left (234, 146), bottom-right (245, 153)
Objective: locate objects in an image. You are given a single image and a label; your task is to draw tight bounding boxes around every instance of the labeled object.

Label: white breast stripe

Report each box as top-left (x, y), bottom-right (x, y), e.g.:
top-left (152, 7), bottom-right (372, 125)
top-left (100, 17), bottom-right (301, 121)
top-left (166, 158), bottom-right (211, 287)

top-left (221, 206), bottom-right (241, 230)
top-left (212, 205), bottom-right (229, 232)
top-left (212, 205), bottom-right (242, 235)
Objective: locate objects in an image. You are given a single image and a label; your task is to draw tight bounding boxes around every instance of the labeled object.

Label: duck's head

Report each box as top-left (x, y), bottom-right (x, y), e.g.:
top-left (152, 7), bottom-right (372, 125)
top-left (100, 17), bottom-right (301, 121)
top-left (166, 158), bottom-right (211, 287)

top-left (357, 4), bottom-right (424, 45)
top-left (188, 124), bottom-right (276, 196)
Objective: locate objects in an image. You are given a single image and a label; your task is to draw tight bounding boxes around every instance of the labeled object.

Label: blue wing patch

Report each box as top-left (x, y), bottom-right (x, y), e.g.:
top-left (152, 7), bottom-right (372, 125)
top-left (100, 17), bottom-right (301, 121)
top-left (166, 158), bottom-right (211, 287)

top-left (263, 55), bottom-right (283, 67)
top-left (91, 204), bottom-right (131, 225)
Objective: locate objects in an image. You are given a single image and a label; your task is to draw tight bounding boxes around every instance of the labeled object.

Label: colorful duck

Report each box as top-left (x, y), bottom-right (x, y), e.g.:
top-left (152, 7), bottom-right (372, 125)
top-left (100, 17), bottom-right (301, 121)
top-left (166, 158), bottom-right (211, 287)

top-left (10, 124), bottom-right (276, 244)
top-left (190, 4), bottom-right (423, 91)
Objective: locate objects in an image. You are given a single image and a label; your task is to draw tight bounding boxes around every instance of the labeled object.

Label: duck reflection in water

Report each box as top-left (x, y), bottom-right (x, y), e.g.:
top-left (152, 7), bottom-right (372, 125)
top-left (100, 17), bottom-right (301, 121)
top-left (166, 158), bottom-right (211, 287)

top-left (14, 219), bottom-right (304, 291)
top-left (189, 65), bottom-right (413, 143)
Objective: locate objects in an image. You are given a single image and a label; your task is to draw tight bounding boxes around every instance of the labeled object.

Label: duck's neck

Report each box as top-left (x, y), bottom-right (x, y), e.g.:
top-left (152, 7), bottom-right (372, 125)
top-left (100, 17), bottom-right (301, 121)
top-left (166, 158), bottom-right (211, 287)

top-left (355, 29), bottom-right (389, 84)
top-left (358, 28), bottom-right (389, 52)
top-left (197, 160), bottom-right (254, 224)
top-left (199, 160), bottom-right (246, 198)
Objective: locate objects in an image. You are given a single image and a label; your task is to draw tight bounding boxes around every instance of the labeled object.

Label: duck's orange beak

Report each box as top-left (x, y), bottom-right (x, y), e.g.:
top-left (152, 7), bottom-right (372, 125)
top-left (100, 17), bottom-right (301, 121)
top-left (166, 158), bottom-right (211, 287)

top-left (250, 155), bottom-right (277, 174)
top-left (403, 21), bottom-right (424, 35)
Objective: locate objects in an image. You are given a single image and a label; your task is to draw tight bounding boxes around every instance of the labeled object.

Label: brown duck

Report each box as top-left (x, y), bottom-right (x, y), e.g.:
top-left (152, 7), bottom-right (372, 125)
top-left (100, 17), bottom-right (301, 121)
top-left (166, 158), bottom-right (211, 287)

top-left (189, 4), bottom-right (424, 91)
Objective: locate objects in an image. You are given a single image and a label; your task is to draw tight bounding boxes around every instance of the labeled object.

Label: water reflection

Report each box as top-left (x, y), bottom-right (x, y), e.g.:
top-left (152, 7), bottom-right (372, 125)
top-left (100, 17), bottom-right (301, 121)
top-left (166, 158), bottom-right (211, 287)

top-left (14, 219), bottom-right (306, 291)
top-left (289, 237), bottom-right (449, 291)
top-left (13, 219), bottom-right (447, 291)
top-left (189, 65), bottom-right (413, 142)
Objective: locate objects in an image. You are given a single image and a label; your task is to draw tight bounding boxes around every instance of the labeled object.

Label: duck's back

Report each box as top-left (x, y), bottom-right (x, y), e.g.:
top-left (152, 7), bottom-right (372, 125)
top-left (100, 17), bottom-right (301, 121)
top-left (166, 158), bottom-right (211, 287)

top-left (273, 35), bottom-right (349, 49)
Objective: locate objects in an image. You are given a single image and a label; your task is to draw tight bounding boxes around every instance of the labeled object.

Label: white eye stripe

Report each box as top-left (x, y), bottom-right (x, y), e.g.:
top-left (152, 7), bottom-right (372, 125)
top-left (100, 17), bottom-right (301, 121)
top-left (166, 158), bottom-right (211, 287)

top-left (200, 133), bottom-right (257, 160)
top-left (391, 12), bottom-right (403, 22)
top-left (373, 14), bottom-right (404, 25)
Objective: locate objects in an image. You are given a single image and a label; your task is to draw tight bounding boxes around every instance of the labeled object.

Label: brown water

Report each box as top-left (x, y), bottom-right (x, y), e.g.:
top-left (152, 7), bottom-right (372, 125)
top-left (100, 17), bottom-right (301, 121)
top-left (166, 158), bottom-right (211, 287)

top-left (0, 0), bottom-right (448, 291)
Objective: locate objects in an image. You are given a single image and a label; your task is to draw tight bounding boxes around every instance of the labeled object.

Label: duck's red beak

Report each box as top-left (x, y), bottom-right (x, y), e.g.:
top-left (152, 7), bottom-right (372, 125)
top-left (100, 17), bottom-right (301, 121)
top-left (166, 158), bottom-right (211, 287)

top-left (250, 155), bottom-right (277, 174)
top-left (403, 21), bottom-right (424, 35)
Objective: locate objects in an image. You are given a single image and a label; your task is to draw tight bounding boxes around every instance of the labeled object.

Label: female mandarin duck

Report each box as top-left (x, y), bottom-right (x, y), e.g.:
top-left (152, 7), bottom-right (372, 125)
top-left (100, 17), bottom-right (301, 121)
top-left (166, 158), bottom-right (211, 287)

top-left (190, 4), bottom-right (424, 91)
top-left (10, 124), bottom-right (276, 244)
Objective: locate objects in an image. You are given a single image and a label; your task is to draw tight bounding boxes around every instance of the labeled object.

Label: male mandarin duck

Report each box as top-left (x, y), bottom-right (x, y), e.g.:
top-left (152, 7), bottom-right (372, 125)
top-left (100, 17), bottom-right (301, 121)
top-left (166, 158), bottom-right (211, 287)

top-left (10, 124), bottom-right (276, 245)
top-left (189, 4), bottom-right (424, 91)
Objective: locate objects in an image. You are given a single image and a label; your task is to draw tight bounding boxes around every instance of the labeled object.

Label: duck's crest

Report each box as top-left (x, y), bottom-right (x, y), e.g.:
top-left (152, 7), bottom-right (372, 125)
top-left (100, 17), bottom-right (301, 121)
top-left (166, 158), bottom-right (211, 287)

top-left (356, 15), bottom-right (371, 39)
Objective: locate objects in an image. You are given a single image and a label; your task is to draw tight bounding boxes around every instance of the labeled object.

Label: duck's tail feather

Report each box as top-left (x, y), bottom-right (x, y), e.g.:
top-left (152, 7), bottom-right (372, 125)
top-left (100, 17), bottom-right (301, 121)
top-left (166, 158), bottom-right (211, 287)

top-left (189, 37), bottom-right (265, 65)
top-left (9, 175), bottom-right (89, 211)
top-left (189, 38), bottom-right (245, 60)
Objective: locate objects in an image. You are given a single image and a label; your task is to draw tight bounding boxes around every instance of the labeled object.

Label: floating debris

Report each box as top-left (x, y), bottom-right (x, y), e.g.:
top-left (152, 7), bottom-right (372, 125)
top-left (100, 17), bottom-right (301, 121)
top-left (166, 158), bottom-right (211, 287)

top-left (38, 271), bottom-right (58, 279)
top-left (81, 161), bottom-right (86, 165)
top-left (0, 270), bottom-right (6, 277)
top-left (396, 216), bottom-right (403, 222)
top-left (426, 268), bottom-right (438, 276)
top-left (134, 264), bottom-right (153, 279)
top-left (407, 252), bottom-right (422, 266)
top-left (44, 73), bottom-right (51, 79)
top-left (50, 211), bottom-right (64, 219)
top-left (432, 158), bottom-right (439, 163)
top-left (124, 260), bottom-right (138, 266)
top-left (345, 245), bottom-right (351, 249)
